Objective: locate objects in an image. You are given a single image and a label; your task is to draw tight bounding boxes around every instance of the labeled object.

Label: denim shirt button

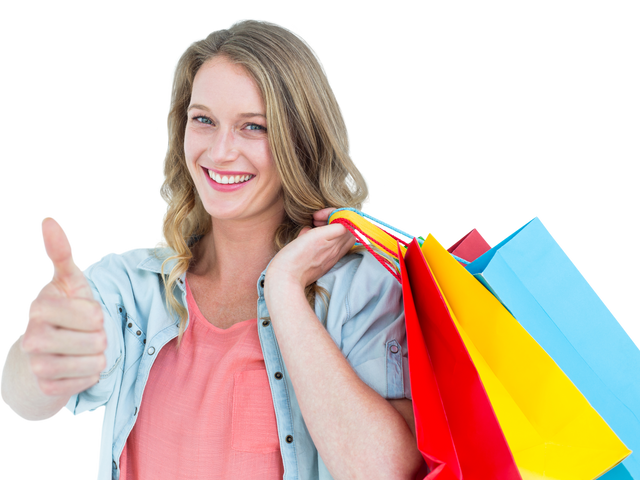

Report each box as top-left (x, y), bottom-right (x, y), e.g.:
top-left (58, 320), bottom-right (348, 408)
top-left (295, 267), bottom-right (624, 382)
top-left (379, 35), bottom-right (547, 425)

top-left (262, 319), bottom-right (270, 327)
top-left (285, 435), bottom-right (294, 443)
top-left (274, 372), bottom-right (283, 380)
top-left (390, 345), bottom-right (399, 354)
top-left (260, 278), bottom-right (265, 288)
top-left (147, 347), bottom-right (156, 355)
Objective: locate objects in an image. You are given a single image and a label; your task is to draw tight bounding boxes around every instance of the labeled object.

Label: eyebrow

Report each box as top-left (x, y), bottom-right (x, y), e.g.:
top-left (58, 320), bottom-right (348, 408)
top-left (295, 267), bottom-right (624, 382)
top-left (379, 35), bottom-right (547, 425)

top-left (187, 104), bottom-right (266, 119)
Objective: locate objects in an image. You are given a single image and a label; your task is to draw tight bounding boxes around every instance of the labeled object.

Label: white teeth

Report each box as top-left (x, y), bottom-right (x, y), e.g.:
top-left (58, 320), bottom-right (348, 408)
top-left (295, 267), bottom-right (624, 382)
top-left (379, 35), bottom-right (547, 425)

top-left (207, 170), bottom-right (253, 184)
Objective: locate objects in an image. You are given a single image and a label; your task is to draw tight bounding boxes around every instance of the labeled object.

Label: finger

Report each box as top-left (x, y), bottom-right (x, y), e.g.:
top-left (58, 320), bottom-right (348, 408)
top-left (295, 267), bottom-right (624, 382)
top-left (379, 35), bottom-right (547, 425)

top-left (22, 324), bottom-right (107, 355)
top-left (30, 297), bottom-right (103, 332)
top-left (29, 353), bottom-right (106, 380)
top-left (313, 207), bottom-right (337, 227)
top-left (327, 223), bottom-right (355, 238)
top-left (37, 375), bottom-right (101, 397)
top-left (314, 207), bottom-right (336, 219)
top-left (42, 218), bottom-right (93, 299)
top-left (343, 232), bottom-right (357, 250)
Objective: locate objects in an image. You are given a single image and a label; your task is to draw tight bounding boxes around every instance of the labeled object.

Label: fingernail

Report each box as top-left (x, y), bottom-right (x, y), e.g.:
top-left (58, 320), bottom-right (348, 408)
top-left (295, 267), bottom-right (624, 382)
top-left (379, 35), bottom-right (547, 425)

top-left (38, 213), bottom-right (53, 233)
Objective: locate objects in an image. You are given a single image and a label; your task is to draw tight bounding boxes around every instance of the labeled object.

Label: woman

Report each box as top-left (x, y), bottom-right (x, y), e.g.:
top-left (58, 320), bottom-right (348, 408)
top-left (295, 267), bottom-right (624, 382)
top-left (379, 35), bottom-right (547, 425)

top-left (2, 20), bottom-right (422, 479)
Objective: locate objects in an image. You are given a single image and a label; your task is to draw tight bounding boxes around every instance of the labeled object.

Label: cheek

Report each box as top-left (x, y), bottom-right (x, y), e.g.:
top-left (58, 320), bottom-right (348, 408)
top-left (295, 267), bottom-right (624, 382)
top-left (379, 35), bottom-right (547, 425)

top-left (184, 128), bottom-right (195, 160)
top-left (257, 143), bottom-right (277, 178)
top-left (184, 126), bottom-right (207, 161)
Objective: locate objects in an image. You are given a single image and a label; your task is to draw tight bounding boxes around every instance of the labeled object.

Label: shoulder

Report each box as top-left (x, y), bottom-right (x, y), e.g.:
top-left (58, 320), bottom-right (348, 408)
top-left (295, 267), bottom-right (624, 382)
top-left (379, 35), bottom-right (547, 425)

top-left (83, 247), bottom-right (176, 294)
top-left (318, 249), bottom-right (402, 315)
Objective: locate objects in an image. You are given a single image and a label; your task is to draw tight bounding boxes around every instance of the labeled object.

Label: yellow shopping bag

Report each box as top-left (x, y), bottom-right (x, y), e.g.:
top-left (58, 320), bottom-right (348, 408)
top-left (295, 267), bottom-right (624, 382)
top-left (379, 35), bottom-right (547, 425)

top-left (420, 234), bottom-right (631, 480)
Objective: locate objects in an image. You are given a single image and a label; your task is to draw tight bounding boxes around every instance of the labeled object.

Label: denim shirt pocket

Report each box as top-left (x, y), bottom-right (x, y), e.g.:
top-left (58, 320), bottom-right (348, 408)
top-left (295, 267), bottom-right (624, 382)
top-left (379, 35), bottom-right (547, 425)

top-left (118, 304), bottom-right (146, 375)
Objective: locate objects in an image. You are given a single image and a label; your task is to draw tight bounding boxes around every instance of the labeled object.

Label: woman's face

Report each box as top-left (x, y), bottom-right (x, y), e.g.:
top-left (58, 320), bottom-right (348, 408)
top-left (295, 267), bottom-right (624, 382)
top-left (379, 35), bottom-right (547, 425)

top-left (184, 56), bottom-right (283, 225)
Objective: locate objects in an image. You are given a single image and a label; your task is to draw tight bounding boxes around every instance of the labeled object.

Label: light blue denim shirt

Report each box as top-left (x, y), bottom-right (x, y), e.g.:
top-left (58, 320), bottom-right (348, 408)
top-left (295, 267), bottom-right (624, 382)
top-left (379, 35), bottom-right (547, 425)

top-left (66, 247), bottom-right (411, 480)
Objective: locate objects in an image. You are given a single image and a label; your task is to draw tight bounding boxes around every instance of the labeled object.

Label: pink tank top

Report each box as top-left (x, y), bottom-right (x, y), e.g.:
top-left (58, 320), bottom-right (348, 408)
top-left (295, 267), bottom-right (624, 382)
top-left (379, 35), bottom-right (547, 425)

top-left (119, 279), bottom-right (284, 479)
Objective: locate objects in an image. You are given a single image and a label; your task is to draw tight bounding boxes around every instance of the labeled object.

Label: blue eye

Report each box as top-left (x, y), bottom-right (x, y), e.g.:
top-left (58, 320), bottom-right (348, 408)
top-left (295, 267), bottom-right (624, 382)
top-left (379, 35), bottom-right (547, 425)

top-left (246, 123), bottom-right (267, 132)
top-left (194, 115), bottom-right (213, 125)
top-left (192, 115), bottom-right (267, 132)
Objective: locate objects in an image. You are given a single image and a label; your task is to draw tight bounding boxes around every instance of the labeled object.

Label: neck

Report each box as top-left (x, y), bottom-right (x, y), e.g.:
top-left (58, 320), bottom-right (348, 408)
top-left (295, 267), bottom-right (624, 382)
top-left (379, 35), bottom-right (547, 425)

top-left (190, 209), bottom-right (286, 286)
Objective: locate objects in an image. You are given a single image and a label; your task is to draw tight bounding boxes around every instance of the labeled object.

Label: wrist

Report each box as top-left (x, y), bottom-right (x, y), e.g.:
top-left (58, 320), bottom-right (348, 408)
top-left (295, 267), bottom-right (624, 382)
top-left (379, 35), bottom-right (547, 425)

top-left (265, 259), bottom-right (305, 291)
top-left (264, 272), bottom-right (305, 300)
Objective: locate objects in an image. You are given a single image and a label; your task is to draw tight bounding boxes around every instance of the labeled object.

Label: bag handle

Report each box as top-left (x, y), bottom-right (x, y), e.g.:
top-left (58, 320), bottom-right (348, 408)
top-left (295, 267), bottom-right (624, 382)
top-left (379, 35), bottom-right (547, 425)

top-left (328, 208), bottom-right (470, 283)
top-left (329, 208), bottom-right (424, 246)
top-left (330, 224), bottom-right (401, 282)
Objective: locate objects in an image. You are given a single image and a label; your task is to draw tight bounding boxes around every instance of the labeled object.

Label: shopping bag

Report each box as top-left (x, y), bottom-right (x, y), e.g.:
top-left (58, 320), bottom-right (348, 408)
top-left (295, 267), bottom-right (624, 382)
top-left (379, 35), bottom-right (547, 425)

top-left (332, 209), bottom-right (630, 479)
top-left (399, 239), bottom-right (521, 479)
top-left (465, 217), bottom-right (640, 479)
top-left (421, 234), bottom-right (631, 480)
top-left (447, 228), bottom-right (491, 265)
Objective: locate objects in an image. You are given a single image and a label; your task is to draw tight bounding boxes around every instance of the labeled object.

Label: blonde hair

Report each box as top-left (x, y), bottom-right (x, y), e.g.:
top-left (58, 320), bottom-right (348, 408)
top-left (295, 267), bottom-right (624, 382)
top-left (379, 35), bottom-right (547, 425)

top-left (160, 20), bottom-right (368, 340)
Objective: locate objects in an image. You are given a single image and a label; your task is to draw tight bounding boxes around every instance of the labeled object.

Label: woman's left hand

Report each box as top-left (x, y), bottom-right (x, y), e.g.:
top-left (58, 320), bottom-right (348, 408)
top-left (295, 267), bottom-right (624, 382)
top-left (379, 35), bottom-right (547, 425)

top-left (265, 208), bottom-right (355, 290)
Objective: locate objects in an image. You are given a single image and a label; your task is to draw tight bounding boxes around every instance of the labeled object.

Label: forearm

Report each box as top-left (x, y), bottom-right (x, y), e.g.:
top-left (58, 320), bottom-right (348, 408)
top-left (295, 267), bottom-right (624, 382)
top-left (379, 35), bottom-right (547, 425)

top-left (1, 337), bottom-right (68, 420)
top-left (267, 280), bottom-right (422, 480)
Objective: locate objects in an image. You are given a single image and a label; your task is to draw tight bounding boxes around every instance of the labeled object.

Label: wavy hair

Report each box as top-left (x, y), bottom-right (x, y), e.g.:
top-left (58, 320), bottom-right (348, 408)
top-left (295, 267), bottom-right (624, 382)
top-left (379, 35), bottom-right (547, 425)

top-left (160, 20), bottom-right (368, 341)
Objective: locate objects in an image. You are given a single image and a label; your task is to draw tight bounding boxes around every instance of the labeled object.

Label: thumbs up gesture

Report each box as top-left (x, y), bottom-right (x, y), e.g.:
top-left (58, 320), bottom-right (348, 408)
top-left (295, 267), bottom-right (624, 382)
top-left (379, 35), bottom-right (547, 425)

top-left (21, 219), bottom-right (107, 399)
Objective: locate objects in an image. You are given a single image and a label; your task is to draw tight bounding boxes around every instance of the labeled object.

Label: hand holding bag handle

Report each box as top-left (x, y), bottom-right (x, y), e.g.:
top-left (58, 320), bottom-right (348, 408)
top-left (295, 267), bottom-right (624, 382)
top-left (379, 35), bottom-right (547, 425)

top-left (328, 208), bottom-right (469, 281)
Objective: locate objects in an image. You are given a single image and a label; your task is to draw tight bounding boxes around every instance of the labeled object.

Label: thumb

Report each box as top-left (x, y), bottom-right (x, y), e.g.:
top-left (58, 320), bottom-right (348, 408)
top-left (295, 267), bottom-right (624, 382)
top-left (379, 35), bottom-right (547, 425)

top-left (42, 218), bottom-right (92, 299)
top-left (297, 226), bottom-right (312, 238)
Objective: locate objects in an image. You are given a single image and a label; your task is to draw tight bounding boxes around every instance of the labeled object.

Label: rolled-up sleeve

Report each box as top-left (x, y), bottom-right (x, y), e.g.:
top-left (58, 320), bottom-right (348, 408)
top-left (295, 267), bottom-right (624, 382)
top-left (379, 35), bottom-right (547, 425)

top-left (317, 251), bottom-right (411, 400)
top-left (66, 260), bottom-right (124, 415)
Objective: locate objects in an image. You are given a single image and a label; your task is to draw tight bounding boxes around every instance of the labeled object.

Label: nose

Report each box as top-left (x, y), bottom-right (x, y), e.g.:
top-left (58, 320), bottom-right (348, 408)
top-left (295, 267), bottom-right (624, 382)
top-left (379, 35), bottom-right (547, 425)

top-left (207, 127), bottom-right (239, 164)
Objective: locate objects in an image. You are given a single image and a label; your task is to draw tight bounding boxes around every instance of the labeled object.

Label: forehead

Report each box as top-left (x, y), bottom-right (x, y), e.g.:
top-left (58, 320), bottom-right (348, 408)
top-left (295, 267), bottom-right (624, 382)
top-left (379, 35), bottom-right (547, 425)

top-left (192, 57), bottom-right (262, 101)
top-left (194, 56), bottom-right (254, 84)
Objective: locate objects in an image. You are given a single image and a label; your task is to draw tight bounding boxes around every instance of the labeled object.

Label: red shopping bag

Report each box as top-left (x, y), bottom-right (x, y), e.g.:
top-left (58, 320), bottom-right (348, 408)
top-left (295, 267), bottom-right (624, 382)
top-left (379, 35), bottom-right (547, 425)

top-left (399, 239), bottom-right (521, 479)
top-left (447, 228), bottom-right (491, 264)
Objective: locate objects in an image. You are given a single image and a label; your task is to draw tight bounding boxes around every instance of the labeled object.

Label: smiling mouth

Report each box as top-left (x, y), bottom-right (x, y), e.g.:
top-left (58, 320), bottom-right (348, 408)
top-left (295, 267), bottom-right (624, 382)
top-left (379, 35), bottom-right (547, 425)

top-left (206, 169), bottom-right (255, 185)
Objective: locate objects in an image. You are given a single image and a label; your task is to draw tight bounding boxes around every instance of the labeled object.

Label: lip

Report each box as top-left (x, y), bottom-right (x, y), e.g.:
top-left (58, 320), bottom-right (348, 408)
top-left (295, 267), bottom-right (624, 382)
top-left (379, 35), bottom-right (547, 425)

top-left (201, 166), bottom-right (254, 192)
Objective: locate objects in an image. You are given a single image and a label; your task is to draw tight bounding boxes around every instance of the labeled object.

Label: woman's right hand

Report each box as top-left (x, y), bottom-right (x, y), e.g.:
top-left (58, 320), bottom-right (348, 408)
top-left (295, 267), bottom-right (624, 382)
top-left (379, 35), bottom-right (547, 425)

top-left (21, 218), bottom-right (107, 399)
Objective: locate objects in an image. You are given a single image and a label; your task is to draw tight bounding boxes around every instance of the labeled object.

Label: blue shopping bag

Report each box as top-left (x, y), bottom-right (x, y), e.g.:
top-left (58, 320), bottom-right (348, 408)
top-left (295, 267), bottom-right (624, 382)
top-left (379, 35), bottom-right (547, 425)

top-left (466, 218), bottom-right (640, 480)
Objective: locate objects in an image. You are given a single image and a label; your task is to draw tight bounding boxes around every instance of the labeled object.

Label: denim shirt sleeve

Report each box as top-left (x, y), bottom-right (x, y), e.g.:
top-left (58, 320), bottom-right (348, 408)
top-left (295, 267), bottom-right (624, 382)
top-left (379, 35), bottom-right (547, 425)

top-left (66, 255), bottom-right (125, 415)
top-left (316, 251), bottom-right (411, 400)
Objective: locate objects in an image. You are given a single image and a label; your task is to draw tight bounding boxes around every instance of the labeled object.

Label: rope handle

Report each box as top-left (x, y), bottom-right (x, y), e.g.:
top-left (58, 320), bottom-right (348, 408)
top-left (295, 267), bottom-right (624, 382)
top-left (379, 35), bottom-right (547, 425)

top-left (327, 208), bottom-right (469, 283)
top-left (334, 219), bottom-right (403, 283)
